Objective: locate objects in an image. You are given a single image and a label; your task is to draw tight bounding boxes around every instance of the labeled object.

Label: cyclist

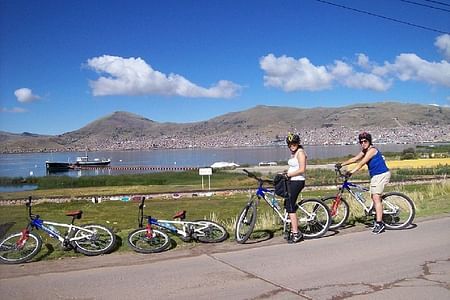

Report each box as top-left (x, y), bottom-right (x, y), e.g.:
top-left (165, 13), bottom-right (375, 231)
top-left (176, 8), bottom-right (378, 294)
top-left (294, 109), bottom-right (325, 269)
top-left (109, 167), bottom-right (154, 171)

top-left (285, 133), bottom-right (307, 243)
top-left (336, 132), bottom-right (391, 234)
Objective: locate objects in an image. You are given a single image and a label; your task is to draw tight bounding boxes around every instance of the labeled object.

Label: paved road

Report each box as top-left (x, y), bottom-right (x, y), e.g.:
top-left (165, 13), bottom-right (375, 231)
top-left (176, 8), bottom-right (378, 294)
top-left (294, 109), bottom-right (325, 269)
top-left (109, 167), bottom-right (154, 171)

top-left (1, 216), bottom-right (449, 299)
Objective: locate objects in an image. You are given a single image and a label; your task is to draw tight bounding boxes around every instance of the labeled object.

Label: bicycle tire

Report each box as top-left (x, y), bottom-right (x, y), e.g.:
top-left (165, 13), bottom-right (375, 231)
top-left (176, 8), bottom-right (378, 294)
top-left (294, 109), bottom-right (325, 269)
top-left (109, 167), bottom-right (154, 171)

top-left (72, 224), bottom-right (116, 256)
top-left (127, 228), bottom-right (170, 253)
top-left (235, 197), bottom-right (257, 244)
top-left (0, 231), bottom-right (42, 264)
top-left (322, 196), bottom-right (350, 229)
top-left (297, 198), bottom-right (331, 239)
top-left (193, 220), bottom-right (228, 243)
top-left (381, 192), bottom-right (415, 230)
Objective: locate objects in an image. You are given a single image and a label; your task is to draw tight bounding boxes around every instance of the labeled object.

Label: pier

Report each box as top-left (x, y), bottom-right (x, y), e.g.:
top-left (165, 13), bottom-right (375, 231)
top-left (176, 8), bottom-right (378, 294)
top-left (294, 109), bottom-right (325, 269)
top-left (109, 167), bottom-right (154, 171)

top-left (72, 165), bottom-right (200, 171)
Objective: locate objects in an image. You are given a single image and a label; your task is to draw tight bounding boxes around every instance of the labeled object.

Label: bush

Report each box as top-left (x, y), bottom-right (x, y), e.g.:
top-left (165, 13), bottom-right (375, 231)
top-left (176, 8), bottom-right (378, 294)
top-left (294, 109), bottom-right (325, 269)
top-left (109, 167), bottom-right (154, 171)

top-left (401, 148), bottom-right (417, 160)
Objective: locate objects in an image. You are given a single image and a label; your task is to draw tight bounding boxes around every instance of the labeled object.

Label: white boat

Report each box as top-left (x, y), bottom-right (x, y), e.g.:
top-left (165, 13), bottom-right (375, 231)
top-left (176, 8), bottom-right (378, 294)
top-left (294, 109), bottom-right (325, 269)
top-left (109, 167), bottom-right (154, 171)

top-left (72, 156), bottom-right (111, 167)
top-left (210, 162), bottom-right (240, 169)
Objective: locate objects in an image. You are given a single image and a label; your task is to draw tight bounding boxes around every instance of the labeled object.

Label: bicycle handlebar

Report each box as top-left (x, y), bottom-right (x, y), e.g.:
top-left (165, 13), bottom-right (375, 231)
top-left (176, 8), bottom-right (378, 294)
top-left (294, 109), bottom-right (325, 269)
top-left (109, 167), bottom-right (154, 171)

top-left (334, 165), bottom-right (350, 181)
top-left (26, 196), bottom-right (39, 220)
top-left (243, 169), bottom-right (274, 185)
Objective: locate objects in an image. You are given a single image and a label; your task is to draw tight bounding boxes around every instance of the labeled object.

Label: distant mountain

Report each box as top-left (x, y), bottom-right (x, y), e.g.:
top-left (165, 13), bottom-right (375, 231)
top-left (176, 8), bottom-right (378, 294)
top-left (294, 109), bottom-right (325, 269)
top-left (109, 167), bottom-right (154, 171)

top-left (1, 102), bottom-right (449, 153)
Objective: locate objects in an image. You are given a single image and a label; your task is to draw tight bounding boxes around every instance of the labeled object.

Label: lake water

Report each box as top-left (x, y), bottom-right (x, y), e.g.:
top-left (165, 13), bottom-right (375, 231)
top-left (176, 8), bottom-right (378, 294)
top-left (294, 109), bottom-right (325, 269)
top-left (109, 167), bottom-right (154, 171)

top-left (0, 144), bottom-right (418, 178)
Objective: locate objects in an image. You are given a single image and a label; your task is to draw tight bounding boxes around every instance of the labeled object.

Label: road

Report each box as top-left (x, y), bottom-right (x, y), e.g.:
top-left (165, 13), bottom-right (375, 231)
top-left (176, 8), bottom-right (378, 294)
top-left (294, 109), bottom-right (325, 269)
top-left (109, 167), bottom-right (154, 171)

top-left (1, 216), bottom-right (449, 300)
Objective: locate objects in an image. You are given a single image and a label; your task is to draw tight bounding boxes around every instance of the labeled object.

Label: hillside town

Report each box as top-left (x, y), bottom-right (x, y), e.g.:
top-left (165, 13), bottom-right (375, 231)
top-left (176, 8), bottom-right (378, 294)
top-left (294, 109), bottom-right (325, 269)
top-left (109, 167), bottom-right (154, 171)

top-left (61, 124), bottom-right (450, 152)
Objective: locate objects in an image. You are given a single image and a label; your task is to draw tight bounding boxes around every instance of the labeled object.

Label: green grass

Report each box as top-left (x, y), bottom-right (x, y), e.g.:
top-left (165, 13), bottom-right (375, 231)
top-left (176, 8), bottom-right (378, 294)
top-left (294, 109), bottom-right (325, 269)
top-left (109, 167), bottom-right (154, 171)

top-left (1, 180), bottom-right (449, 261)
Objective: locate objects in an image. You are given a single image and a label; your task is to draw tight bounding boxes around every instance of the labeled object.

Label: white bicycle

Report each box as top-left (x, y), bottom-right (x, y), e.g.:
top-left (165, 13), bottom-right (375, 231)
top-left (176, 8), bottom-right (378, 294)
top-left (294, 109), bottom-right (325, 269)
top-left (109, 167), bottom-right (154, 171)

top-left (0, 197), bottom-right (116, 264)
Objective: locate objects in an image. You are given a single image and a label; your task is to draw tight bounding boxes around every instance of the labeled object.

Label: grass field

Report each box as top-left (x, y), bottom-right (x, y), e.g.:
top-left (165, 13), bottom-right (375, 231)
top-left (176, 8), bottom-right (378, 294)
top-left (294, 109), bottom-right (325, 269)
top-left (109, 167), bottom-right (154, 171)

top-left (0, 158), bottom-right (448, 262)
top-left (0, 179), bottom-right (449, 262)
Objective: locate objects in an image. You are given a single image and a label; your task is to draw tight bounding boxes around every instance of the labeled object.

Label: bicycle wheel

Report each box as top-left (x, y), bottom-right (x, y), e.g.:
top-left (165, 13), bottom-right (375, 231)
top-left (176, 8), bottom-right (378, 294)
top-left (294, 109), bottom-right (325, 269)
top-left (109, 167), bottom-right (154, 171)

top-left (0, 231), bottom-right (42, 264)
top-left (127, 228), bottom-right (170, 253)
top-left (72, 224), bottom-right (116, 256)
top-left (194, 220), bottom-right (228, 243)
top-left (322, 196), bottom-right (350, 229)
top-left (381, 192), bottom-right (415, 230)
top-left (296, 198), bottom-right (331, 239)
top-left (235, 197), bottom-right (257, 244)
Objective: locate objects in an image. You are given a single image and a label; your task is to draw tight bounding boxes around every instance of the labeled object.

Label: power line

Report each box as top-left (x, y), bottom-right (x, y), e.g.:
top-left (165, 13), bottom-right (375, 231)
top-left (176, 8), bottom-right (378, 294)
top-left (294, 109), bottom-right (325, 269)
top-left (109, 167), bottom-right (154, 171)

top-left (400, 0), bottom-right (450, 13)
top-left (423, 0), bottom-right (450, 7)
top-left (312, 0), bottom-right (450, 35)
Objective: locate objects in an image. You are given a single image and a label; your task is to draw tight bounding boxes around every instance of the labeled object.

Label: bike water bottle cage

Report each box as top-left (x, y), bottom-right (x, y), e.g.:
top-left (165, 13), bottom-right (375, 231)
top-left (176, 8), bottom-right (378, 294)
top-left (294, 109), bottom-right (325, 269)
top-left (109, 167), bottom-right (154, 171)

top-left (173, 210), bottom-right (186, 220)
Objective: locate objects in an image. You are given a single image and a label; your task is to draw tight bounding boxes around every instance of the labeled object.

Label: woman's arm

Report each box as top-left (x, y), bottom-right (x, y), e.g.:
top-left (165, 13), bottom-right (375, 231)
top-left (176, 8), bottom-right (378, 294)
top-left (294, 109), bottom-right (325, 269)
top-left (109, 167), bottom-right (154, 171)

top-left (341, 152), bottom-right (364, 166)
top-left (349, 148), bottom-right (377, 175)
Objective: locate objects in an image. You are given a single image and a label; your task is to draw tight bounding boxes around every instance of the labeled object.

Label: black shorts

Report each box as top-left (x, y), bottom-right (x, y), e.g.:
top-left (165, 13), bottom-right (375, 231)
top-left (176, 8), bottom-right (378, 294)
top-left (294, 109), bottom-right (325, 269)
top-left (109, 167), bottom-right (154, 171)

top-left (285, 180), bottom-right (305, 213)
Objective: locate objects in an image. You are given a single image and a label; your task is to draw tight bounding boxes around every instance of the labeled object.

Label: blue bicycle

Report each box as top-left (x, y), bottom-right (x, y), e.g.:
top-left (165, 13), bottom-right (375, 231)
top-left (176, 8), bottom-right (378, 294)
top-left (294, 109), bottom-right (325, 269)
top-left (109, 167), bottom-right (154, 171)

top-left (0, 197), bottom-right (116, 264)
top-left (235, 169), bottom-right (331, 243)
top-left (322, 166), bottom-right (415, 230)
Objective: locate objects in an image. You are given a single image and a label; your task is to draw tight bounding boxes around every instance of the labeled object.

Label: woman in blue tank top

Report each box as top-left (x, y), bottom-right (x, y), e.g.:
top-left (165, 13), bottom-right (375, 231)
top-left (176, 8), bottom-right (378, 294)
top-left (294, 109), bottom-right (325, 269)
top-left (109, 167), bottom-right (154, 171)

top-left (336, 132), bottom-right (391, 234)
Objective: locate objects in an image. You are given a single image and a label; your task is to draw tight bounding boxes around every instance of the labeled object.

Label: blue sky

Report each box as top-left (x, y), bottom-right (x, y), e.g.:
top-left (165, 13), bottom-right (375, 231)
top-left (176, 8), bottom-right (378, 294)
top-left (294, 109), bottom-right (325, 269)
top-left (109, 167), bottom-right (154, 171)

top-left (1, 0), bottom-right (449, 135)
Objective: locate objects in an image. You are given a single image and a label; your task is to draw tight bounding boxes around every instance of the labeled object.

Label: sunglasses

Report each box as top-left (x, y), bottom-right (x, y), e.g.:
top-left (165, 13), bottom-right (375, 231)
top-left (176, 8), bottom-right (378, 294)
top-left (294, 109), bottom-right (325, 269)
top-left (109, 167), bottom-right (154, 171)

top-left (359, 139), bottom-right (369, 144)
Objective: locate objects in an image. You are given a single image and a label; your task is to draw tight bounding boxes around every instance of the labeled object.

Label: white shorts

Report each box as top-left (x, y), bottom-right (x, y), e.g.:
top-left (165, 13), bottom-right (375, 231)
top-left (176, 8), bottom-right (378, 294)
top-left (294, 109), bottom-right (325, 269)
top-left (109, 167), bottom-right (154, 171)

top-left (370, 171), bottom-right (391, 195)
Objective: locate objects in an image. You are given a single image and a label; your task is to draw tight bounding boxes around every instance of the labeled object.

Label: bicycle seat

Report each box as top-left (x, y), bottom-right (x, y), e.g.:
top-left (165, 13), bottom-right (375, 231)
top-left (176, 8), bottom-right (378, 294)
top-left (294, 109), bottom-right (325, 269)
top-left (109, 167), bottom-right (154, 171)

top-left (66, 210), bottom-right (83, 219)
top-left (173, 210), bottom-right (186, 220)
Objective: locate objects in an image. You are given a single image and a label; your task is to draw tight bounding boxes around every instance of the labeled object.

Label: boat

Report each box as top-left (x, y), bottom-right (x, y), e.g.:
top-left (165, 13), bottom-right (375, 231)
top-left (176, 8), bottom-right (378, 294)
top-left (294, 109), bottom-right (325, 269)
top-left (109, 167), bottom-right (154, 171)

top-left (258, 161), bottom-right (277, 166)
top-left (45, 161), bottom-right (72, 171)
top-left (72, 156), bottom-right (111, 167)
top-left (210, 162), bottom-right (240, 169)
top-left (45, 154), bottom-right (111, 172)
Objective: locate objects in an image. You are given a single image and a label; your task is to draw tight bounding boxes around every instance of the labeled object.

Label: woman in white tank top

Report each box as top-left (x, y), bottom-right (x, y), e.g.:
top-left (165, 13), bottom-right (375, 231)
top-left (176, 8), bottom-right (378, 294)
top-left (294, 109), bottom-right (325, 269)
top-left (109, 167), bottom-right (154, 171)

top-left (285, 133), bottom-right (307, 244)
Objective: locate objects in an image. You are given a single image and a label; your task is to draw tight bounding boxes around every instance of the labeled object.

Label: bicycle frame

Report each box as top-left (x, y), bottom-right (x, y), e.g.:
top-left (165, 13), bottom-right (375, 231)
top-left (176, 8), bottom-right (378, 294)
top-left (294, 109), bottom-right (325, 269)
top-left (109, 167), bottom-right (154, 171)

top-left (28, 218), bottom-right (96, 244)
top-left (337, 180), bottom-right (373, 214)
top-left (22, 197), bottom-right (99, 245)
top-left (255, 185), bottom-right (289, 221)
top-left (137, 197), bottom-right (209, 240)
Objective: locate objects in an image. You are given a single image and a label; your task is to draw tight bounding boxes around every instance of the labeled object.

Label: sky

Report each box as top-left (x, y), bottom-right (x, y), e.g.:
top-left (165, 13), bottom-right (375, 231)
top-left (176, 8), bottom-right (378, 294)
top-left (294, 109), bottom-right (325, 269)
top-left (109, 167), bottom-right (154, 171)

top-left (1, 0), bottom-right (449, 135)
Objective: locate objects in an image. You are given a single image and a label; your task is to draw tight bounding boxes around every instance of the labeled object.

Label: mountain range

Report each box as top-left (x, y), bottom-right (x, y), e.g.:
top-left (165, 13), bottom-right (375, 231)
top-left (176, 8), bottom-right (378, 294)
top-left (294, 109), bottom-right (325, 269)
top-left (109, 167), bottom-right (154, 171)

top-left (1, 102), bottom-right (449, 153)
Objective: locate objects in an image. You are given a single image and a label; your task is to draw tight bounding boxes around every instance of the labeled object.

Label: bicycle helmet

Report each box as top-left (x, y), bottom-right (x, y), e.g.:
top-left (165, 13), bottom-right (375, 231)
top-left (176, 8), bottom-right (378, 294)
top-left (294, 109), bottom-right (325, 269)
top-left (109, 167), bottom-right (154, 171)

top-left (286, 132), bottom-right (300, 145)
top-left (358, 132), bottom-right (372, 145)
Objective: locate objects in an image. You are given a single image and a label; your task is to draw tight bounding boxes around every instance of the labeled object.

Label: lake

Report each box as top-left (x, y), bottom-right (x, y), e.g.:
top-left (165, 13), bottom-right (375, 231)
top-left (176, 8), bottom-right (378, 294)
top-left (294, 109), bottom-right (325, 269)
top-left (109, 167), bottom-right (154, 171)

top-left (0, 144), bottom-right (418, 178)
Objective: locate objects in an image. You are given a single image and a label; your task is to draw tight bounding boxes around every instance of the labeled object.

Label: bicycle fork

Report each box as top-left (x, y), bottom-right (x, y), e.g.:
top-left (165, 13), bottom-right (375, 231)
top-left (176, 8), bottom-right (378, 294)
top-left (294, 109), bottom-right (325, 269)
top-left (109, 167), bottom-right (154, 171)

top-left (330, 193), bottom-right (342, 217)
top-left (16, 228), bottom-right (30, 249)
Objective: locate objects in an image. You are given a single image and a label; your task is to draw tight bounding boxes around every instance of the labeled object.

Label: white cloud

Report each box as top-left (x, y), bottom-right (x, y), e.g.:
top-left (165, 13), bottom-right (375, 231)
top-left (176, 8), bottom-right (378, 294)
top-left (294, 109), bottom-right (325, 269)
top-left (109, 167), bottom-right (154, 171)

top-left (260, 54), bottom-right (333, 91)
top-left (380, 53), bottom-right (450, 87)
top-left (260, 35), bottom-right (450, 93)
top-left (0, 107), bottom-right (28, 113)
top-left (356, 53), bottom-right (370, 69)
top-left (260, 54), bottom-right (389, 92)
top-left (435, 34), bottom-right (450, 60)
top-left (14, 88), bottom-right (41, 103)
top-left (86, 55), bottom-right (242, 98)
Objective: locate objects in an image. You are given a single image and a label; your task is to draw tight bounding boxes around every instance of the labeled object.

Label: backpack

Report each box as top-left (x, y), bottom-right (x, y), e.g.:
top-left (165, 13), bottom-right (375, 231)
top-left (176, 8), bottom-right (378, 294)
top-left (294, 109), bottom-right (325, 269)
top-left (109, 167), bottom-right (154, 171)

top-left (273, 174), bottom-right (289, 198)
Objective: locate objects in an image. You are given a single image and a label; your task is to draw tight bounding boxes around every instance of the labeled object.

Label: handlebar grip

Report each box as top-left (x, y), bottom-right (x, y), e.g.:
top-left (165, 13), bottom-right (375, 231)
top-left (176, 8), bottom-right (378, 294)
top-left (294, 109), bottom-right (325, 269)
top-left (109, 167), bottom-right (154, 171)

top-left (243, 169), bottom-right (257, 179)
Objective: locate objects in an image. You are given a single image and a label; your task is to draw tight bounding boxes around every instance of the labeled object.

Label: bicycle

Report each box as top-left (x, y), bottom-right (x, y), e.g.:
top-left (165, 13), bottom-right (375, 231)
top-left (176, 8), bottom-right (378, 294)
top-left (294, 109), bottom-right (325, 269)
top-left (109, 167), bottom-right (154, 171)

top-left (127, 196), bottom-right (228, 253)
top-left (235, 169), bottom-right (331, 244)
top-left (0, 196), bottom-right (116, 264)
top-left (322, 166), bottom-right (416, 230)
